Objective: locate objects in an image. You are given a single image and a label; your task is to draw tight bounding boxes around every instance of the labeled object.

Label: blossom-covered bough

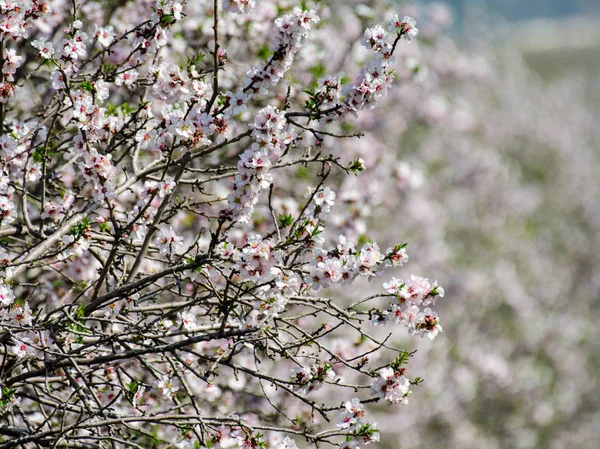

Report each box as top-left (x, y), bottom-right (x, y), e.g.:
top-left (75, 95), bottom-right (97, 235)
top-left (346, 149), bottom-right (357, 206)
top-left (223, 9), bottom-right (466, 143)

top-left (0, 1), bottom-right (447, 448)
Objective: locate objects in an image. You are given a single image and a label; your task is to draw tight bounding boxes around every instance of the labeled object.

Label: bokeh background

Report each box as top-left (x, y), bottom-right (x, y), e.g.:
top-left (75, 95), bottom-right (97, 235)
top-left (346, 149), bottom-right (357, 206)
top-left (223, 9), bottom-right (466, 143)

top-left (318, 1), bottom-right (600, 448)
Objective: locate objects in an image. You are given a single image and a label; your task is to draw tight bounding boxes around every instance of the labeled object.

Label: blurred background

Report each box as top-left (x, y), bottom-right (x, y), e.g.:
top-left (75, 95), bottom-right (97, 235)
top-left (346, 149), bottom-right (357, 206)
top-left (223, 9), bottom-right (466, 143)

top-left (425, 0), bottom-right (600, 21)
top-left (427, 0), bottom-right (600, 79)
top-left (316, 1), bottom-right (600, 448)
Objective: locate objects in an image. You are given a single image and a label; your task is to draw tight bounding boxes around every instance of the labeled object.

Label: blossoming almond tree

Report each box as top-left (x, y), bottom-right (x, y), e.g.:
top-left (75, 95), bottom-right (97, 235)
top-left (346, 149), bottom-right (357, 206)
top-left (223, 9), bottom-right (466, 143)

top-left (0, 1), bottom-right (445, 448)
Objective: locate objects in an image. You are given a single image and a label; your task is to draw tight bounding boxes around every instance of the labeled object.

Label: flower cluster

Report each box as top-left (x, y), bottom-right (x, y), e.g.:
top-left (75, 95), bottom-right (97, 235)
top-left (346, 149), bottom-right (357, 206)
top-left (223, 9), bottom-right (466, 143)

top-left (343, 15), bottom-right (418, 115)
top-left (290, 363), bottom-right (336, 394)
top-left (370, 366), bottom-right (412, 405)
top-left (245, 8), bottom-right (319, 95)
top-left (306, 236), bottom-right (410, 291)
top-left (0, 194), bottom-right (16, 225)
top-left (337, 398), bottom-right (366, 429)
top-left (81, 146), bottom-right (117, 201)
top-left (1, 279), bottom-right (36, 358)
top-left (388, 15), bottom-right (419, 41)
top-left (0, 1), bottom-right (48, 101)
top-left (373, 275), bottom-right (444, 340)
top-left (0, 284), bottom-right (14, 307)
top-left (337, 398), bottom-right (381, 448)
top-left (239, 234), bottom-right (280, 282)
top-left (154, 224), bottom-right (185, 255)
top-left (150, 62), bottom-right (191, 103)
top-left (225, 105), bottom-right (291, 221)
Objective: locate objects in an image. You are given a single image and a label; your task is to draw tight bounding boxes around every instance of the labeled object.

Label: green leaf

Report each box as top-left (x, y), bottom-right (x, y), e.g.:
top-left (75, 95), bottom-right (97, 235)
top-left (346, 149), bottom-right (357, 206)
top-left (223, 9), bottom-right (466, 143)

top-left (121, 103), bottom-right (134, 115)
top-left (349, 158), bottom-right (365, 174)
top-left (0, 387), bottom-right (16, 408)
top-left (106, 103), bottom-right (118, 116)
top-left (278, 213), bottom-right (294, 228)
top-left (411, 376), bottom-right (424, 386)
top-left (69, 218), bottom-right (90, 238)
top-left (126, 380), bottom-right (139, 395)
top-left (32, 146), bottom-right (45, 163)
top-left (102, 63), bottom-right (116, 73)
top-left (80, 80), bottom-right (94, 93)
top-left (160, 14), bottom-right (176, 24)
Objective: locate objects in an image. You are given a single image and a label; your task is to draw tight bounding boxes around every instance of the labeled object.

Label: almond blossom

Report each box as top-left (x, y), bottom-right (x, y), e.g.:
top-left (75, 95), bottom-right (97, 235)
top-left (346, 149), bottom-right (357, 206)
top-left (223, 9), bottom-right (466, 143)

top-left (370, 367), bottom-right (411, 405)
top-left (0, 3), bottom-right (454, 448)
